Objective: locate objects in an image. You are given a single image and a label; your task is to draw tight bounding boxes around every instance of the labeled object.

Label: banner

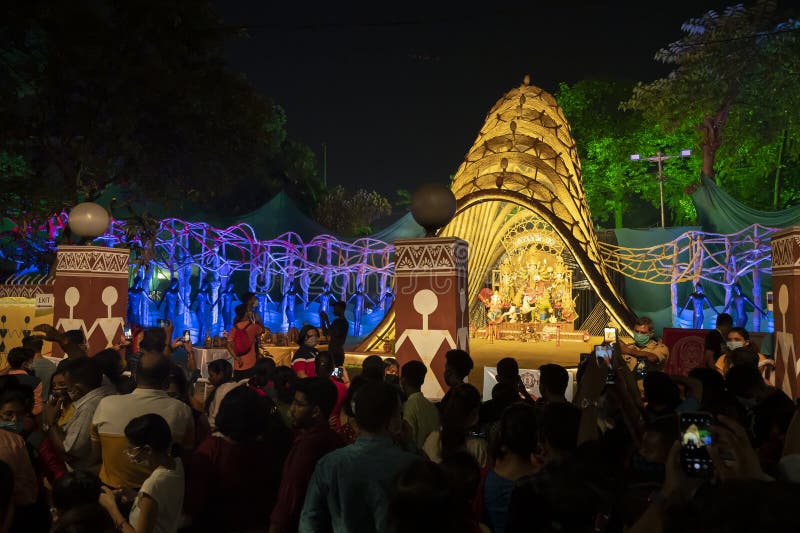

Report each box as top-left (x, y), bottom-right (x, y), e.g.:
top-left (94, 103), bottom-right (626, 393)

top-left (482, 366), bottom-right (576, 402)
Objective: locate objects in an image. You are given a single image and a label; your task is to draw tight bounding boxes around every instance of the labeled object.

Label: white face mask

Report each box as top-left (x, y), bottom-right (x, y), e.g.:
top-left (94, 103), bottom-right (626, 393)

top-left (727, 341), bottom-right (744, 351)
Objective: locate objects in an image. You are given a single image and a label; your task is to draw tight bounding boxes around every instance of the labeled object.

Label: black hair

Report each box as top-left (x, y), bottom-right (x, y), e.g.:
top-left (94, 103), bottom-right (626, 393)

top-left (124, 413), bottom-right (173, 455)
top-left (91, 348), bottom-right (123, 381)
top-left (540, 402), bottom-right (581, 453)
top-left (62, 357), bottom-right (103, 390)
top-left (135, 353), bottom-right (171, 388)
top-left (332, 301), bottom-right (346, 313)
top-left (207, 359), bottom-right (233, 381)
top-left (52, 470), bottom-right (102, 514)
top-left (315, 351), bottom-right (334, 376)
top-left (440, 383), bottom-right (482, 460)
top-left (491, 382), bottom-right (518, 404)
top-left (389, 460), bottom-right (455, 533)
top-left (728, 326), bottom-right (750, 342)
top-left (727, 347), bottom-right (759, 370)
top-left (490, 401), bottom-right (539, 460)
top-left (445, 350), bottom-right (473, 379)
top-left (439, 450), bottom-right (481, 529)
top-left (361, 355), bottom-right (386, 381)
top-left (752, 390), bottom-right (796, 448)
top-left (726, 365), bottom-right (765, 399)
top-left (354, 380), bottom-right (401, 433)
top-left (539, 364), bottom-right (569, 397)
top-left (234, 303), bottom-right (248, 323)
top-left (249, 357), bottom-right (276, 388)
top-left (643, 371), bottom-right (681, 409)
top-left (496, 357), bottom-right (519, 382)
top-left (384, 358), bottom-right (399, 370)
top-left (343, 375), bottom-right (368, 418)
top-left (0, 387), bottom-right (32, 414)
top-left (64, 329), bottom-right (85, 346)
top-left (167, 363), bottom-right (188, 399)
top-left (716, 313), bottom-right (733, 328)
top-left (6, 347), bottom-right (33, 369)
top-left (295, 377), bottom-right (338, 418)
top-left (140, 327), bottom-right (166, 353)
top-left (21, 336), bottom-right (43, 354)
top-left (239, 291), bottom-right (255, 304)
top-left (52, 504), bottom-right (117, 533)
top-left (273, 366), bottom-right (297, 404)
top-left (297, 325), bottom-right (319, 346)
top-left (216, 386), bottom-right (268, 442)
top-left (401, 360), bottom-right (427, 389)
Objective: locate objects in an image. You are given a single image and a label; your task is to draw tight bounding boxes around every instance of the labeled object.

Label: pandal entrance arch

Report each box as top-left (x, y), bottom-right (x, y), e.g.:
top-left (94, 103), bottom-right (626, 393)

top-left (358, 77), bottom-right (635, 351)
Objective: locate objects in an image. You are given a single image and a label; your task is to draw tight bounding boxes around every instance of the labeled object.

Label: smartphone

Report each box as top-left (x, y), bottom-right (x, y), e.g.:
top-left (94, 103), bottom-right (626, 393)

top-left (594, 344), bottom-right (615, 384)
top-left (183, 330), bottom-right (191, 343)
top-left (123, 325), bottom-right (132, 340)
top-left (331, 367), bottom-right (344, 379)
top-left (603, 327), bottom-right (617, 344)
top-left (679, 412), bottom-right (714, 477)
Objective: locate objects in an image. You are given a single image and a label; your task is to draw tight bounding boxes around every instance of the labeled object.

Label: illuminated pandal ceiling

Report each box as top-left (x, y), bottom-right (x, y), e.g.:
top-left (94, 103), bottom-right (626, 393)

top-left (358, 77), bottom-right (635, 350)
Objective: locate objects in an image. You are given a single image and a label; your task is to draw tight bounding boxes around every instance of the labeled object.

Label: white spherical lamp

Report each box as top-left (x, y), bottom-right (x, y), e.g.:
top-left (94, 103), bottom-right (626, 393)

top-left (68, 202), bottom-right (110, 238)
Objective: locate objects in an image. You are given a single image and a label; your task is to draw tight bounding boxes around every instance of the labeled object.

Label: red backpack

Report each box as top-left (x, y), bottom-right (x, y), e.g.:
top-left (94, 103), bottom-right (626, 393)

top-left (232, 321), bottom-right (252, 355)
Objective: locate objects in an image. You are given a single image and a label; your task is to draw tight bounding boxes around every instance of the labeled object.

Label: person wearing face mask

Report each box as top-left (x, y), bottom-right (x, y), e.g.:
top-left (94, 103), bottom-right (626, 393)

top-left (6, 348), bottom-right (43, 417)
top-left (292, 325), bottom-right (320, 378)
top-left (716, 326), bottom-right (768, 375)
top-left (383, 358), bottom-right (400, 386)
top-left (619, 317), bottom-right (669, 378)
top-left (45, 357), bottom-right (114, 472)
top-left (99, 414), bottom-right (184, 533)
top-left (0, 389), bottom-right (38, 509)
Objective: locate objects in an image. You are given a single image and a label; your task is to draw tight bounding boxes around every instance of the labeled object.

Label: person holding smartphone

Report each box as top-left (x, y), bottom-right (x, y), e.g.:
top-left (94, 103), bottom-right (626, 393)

top-left (619, 317), bottom-right (669, 378)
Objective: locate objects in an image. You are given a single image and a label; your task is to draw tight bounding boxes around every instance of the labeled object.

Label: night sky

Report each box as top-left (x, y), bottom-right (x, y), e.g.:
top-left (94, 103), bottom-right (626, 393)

top-left (213, 1), bottom-right (726, 198)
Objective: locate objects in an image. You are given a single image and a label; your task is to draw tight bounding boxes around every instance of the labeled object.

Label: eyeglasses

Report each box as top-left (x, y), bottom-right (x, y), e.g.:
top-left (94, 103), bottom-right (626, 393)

top-left (124, 446), bottom-right (145, 460)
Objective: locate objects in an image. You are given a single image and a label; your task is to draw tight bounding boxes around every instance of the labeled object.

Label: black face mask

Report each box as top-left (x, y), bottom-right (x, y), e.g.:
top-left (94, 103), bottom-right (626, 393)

top-left (385, 375), bottom-right (400, 386)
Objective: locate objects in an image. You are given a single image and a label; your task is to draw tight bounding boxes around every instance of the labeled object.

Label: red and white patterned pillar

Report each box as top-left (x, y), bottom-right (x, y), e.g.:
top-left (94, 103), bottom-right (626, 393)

top-left (771, 228), bottom-right (800, 398)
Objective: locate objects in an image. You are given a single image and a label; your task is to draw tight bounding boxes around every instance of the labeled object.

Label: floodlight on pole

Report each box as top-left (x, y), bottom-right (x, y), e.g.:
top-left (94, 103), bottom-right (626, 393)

top-left (629, 149), bottom-right (692, 228)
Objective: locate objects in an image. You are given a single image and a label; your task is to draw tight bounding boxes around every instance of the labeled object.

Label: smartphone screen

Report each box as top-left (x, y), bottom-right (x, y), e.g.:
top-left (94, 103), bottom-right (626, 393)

top-left (603, 327), bottom-right (617, 344)
top-left (594, 344), bottom-right (615, 384)
top-left (183, 330), bottom-right (191, 343)
top-left (331, 367), bottom-right (343, 379)
top-left (679, 412), bottom-right (714, 476)
top-left (123, 326), bottom-right (132, 340)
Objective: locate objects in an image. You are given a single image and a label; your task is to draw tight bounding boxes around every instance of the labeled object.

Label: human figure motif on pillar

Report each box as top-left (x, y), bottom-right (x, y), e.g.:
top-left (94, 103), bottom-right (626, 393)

top-left (680, 282), bottom-right (719, 329)
top-left (723, 281), bottom-right (767, 329)
top-left (347, 283), bottom-right (374, 336)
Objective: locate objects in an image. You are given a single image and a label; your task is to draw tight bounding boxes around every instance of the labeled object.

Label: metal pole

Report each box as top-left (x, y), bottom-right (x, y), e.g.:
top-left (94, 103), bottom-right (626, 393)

top-left (657, 151), bottom-right (665, 228)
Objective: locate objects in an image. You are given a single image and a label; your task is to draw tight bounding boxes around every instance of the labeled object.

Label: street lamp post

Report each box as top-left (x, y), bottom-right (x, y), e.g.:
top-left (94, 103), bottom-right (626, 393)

top-left (630, 149), bottom-right (692, 228)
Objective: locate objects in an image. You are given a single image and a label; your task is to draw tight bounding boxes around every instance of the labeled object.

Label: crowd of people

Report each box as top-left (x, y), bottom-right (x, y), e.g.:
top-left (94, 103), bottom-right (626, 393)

top-left (0, 305), bottom-right (797, 533)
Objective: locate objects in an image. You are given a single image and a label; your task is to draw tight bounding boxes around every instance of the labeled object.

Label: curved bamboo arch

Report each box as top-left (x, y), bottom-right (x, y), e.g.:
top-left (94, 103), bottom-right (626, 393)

top-left (358, 79), bottom-right (635, 351)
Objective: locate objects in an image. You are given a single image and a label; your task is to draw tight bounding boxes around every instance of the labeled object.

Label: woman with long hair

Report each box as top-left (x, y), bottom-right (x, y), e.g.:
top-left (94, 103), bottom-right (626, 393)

top-left (423, 383), bottom-right (487, 467)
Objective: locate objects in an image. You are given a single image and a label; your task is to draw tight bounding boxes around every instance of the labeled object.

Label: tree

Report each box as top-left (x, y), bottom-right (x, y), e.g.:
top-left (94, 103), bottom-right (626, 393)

top-left (315, 186), bottom-right (392, 236)
top-left (557, 80), bottom-right (699, 228)
top-left (623, 0), bottom-right (800, 190)
top-left (0, 0), bottom-right (320, 225)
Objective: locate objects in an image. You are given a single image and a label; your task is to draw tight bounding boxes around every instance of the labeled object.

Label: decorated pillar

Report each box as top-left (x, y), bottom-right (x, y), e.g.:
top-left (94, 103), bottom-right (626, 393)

top-left (770, 227), bottom-right (800, 398)
top-left (52, 245), bottom-right (130, 356)
top-left (393, 184), bottom-right (467, 399)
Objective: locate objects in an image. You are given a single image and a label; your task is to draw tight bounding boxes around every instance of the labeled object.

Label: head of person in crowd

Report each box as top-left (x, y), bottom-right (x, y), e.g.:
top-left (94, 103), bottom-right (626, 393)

top-left (273, 365), bottom-right (297, 405)
top-left (383, 358), bottom-right (400, 385)
top-left (539, 363), bottom-right (569, 403)
top-left (444, 349), bottom-right (473, 387)
top-left (51, 470), bottom-right (102, 523)
top-left (207, 358), bottom-right (233, 388)
top-left (139, 327), bottom-right (167, 355)
top-left (400, 360), bottom-right (427, 396)
top-left (490, 401), bottom-right (539, 468)
top-left (21, 335), bottom-right (43, 357)
top-left (716, 312), bottom-right (733, 335)
top-left (642, 371), bottom-right (681, 416)
top-left (297, 325), bottom-right (320, 348)
top-left (124, 413), bottom-right (176, 468)
top-left (291, 377), bottom-right (338, 430)
top-left (725, 326), bottom-right (751, 352)
top-left (440, 383), bottom-right (482, 460)
top-left (632, 415), bottom-right (678, 483)
top-left (439, 451), bottom-right (481, 527)
top-left (62, 357), bottom-right (103, 403)
top-left (389, 460), bottom-right (458, 533)
top-left (134, 352), bottom-right (171, 390)
top-left (726, 364), bottom-right (769, 406)
top-left (491, 382), bottom-right (519, 407)
top-left (496, 357), bottom-right (520, 385)
top-left (353, 380), bottom-right (403, 436)
top-left (727, 347), bottom-right (759, 372)
top-left (216, 386), bottom-right (272, 442)
top-left (64, 329), bottom-right (88, 356)
top-left (633, 317), bottom-right (656, 347)
top-left (6, 347), bottom-right (33, 372)
top-left (91, 348), bottom-right (123, 383)
top-left (234, 303), bottom-right (248, 324)
top-left (240, 291), bottom-right (258, 311)
top-left (752, 390), bottom-right (795, 473)
top-left (539, 401), bottom-right (581, 462)
top-left (315, 351), bottom-right (334, 378)
top-left (688, 367), bottom-right (727, 410)
top-left (166, 364), bottom-right (189, 402)
top-left (0, 388), bottom-right (29, 434)
top-left (343, 375), bottom-right (369, 420)
top-left (332, 300), bottom-right (346, 318)
top-left (249, 357), bottom-right (276, 389)
top-left (50, 370), bottom-right (70, 405)
top-left (361, 355), bottom-right (386, 382)
top-left (52, 504), bottom-right (117, 533)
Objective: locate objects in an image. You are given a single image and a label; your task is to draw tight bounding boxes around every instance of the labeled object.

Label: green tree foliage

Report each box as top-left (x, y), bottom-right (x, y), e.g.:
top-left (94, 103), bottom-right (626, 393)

top-left (315, 186), bottom-right (392, 236)
top-left (622, 0), bottom-right (800, 210)
top-left (557, 80), bottom-right (700, 228)
top-left (0, 0), bottom-right (320, 226)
